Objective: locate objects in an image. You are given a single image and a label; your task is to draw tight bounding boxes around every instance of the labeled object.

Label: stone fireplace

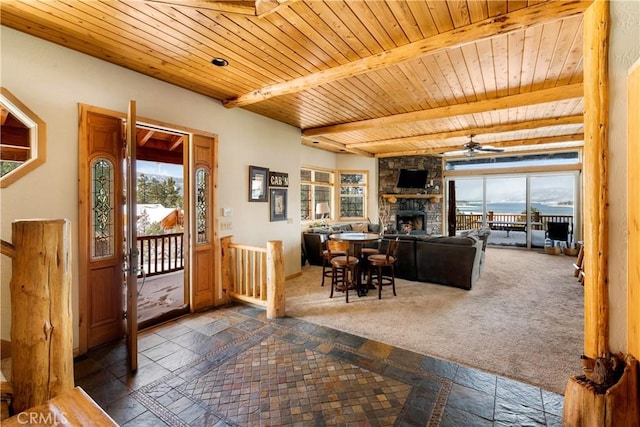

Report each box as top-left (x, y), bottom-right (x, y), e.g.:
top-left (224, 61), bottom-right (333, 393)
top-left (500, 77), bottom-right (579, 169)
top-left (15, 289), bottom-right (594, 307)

top-left (378, 155), bottom-right (443, 235)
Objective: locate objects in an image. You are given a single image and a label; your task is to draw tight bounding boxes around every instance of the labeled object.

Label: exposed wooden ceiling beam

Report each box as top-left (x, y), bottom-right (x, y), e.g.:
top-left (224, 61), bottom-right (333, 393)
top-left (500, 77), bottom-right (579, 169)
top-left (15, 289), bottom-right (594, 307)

top-left (305, 84), bottom-right (583, 137)
top-left (144, 1), bottom-right (257, 15)
top-left (376, 134), bottom-right (584, 159)
top-left (346, 115), bottom-right (585, 149)
top-left (301, 136), bottom-right (373, 157)
top-left (138, 129), bottom-right (155, 147)
top-left (1, 107), bottom-right (8, 126)
top-left (223, 1), bottom-right (590, 108)
top-left (145, 0), bottom-right (291, 17)
top-left (168, 135), bottom-right (184, 151)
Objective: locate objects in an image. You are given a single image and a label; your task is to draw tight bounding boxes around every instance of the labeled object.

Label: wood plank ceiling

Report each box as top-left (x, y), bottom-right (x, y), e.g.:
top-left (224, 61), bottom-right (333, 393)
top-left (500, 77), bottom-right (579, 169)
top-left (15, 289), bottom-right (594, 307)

top-left (0, 0), bottom-right (590, 158)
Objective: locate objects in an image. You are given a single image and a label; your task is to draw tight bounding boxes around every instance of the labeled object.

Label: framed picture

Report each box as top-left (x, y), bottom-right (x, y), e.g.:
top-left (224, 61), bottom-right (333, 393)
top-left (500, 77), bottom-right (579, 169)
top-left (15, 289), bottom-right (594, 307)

top-left (270, 188), bottom-right (287, 222)
top-left (248, 165), bottom-right (268, 202)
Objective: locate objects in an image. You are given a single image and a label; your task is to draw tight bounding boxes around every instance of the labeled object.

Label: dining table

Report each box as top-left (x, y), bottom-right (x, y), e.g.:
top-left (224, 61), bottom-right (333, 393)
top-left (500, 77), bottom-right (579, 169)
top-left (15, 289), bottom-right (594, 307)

top-left (328, 232), bottom-right (382, 296)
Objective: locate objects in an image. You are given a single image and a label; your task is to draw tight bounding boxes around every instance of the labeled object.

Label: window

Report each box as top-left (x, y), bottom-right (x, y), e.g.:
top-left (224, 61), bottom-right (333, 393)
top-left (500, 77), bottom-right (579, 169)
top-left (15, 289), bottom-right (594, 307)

top-left (339, 171), bottom-right (367, 220)
top-left (446, 151), bottom-right (579, 171)
top-left (0, 87), bottom-right (47, 188)
top-left (300, 168), bottom-right (334, 221)
top-left (92, 158), bottom-right (114, 258)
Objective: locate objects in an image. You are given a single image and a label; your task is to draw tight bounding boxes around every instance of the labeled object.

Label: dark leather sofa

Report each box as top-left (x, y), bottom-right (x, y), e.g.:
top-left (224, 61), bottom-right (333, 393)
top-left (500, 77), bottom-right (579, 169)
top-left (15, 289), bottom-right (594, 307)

top-left (378, 234), bottom-right (485, 290)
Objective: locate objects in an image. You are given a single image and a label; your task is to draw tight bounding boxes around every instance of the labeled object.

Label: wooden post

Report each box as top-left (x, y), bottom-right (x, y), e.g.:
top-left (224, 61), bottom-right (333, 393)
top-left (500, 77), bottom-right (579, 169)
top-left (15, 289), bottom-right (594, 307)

top-left (220, 236), bottom-right (233, 304)
top-left (266, 240), bottom-right (285, 319)
top-left (582, 0), bottom-right (610, 361)
top-left (563, 355), bottom-right (639, 426)
top-left (10, 219), bottom-right (74, 413)
top-left (447, 180), bottom-right (456, 236)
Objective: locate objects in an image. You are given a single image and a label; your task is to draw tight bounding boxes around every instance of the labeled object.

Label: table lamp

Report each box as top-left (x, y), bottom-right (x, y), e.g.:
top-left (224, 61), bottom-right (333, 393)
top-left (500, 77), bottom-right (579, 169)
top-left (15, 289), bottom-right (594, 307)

top-left (316, 202), bottom-right (330, 219)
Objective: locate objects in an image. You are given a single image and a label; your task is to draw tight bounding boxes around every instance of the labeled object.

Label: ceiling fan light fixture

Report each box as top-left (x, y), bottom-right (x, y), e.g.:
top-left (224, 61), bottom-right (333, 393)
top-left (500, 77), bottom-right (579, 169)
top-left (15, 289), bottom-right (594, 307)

top-left (464, 149), bottom-right (476, 158)
top-left (211, 57), bottom-right (229, 67)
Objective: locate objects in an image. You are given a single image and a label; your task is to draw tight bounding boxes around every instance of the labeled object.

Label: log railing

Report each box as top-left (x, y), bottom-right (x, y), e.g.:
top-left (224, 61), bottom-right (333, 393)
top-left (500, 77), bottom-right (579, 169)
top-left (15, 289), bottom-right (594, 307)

top-left (137, 232), bottom-right (184, 278)
top-left (220, 236), bottom-right (285, 319)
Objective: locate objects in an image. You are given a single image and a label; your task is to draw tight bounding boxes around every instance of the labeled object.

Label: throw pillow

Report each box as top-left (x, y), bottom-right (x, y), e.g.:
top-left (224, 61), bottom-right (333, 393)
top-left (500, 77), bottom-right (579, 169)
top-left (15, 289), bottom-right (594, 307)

top-left (351, 223), bottom-right (368, 232)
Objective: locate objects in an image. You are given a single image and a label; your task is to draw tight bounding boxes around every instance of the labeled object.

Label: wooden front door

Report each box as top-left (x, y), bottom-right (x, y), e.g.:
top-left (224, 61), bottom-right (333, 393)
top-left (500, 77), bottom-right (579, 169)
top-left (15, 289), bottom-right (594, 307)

top-left (124, 101), bottom-right (138, 371)
top-left (78, 105), bottom-right (125, 350)
top-left (190, 134), bottom-right (218, 311)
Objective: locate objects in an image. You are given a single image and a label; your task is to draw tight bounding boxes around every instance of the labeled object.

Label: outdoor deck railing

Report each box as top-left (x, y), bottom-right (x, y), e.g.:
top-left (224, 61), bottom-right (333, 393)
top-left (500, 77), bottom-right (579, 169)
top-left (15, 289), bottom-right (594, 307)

top-left (137, 232), bottom-right (184, 278)
top-left (455, 213), bottom-right (574, 233)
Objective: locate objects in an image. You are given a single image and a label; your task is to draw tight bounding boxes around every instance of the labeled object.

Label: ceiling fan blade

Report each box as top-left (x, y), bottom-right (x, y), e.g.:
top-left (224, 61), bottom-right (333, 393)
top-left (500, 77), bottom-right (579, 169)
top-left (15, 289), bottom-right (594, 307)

top-left (477, 147), bottom-right (504, 152)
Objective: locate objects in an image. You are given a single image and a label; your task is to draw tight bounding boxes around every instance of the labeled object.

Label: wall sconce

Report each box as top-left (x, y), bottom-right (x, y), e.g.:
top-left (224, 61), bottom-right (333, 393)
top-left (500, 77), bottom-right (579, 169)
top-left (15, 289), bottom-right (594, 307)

top-left (316, 202), bottom-right (330, 218)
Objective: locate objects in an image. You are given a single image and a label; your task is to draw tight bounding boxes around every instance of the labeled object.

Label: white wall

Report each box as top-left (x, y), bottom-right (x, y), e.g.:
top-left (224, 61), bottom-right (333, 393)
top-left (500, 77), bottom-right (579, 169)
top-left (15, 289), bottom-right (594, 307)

top-left (608, 0), bottom-right (640, 352)
top-left (0, 26), bottom-right (302, 346)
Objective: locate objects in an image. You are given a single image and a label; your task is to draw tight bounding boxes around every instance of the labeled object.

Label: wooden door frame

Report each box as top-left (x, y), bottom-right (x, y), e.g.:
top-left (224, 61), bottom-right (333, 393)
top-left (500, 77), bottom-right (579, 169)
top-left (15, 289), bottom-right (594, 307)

top-left (77, 103), bottom-right (220, 354)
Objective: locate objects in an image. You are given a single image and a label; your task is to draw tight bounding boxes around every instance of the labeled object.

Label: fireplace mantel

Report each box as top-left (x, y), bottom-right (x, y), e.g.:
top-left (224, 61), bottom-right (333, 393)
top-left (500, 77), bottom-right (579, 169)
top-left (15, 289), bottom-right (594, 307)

top-left (382, 194), bottom-right (442, 202)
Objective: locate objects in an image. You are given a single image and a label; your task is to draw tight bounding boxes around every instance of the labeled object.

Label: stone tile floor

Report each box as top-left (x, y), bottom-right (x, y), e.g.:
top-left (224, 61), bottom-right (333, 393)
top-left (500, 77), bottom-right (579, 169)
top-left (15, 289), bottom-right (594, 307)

top-left (74, 304), bottom-right (564, 426)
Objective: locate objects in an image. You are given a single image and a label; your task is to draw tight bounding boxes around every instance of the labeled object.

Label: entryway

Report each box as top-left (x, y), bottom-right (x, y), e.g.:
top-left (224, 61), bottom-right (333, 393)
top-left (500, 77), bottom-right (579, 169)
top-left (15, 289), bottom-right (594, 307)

top-left (78, 103), bottom-right (219, 364)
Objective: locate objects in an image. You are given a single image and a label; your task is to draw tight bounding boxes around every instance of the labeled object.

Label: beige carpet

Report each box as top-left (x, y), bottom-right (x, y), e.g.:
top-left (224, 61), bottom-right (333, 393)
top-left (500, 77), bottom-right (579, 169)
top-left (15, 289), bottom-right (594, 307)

top-left (285, 247), bottom-right (584, 394)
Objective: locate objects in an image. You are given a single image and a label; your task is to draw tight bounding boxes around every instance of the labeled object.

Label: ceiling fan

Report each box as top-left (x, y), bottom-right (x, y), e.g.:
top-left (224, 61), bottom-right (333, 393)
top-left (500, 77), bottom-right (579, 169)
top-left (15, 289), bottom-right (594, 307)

top-left (463, 135), bottom-right (505, 157)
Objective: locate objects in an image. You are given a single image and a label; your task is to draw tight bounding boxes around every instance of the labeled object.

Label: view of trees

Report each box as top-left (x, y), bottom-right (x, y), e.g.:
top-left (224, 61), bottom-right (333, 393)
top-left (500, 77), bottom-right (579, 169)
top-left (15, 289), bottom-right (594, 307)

top-left (137, 174), bottom-right (183, 208)
top-left (0, 161), bottom-right (21, 177)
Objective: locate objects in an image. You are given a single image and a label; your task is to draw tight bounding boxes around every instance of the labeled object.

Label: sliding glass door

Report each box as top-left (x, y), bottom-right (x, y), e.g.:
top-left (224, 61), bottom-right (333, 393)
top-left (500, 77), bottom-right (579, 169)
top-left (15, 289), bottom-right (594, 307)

top-left (448, 172), bottom-right (579, 250)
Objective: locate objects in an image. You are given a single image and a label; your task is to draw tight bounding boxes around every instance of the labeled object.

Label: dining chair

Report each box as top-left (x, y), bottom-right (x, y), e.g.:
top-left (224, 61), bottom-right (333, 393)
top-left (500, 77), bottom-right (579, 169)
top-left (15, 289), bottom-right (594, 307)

top-left (367, 237), bottom-right (400, 299)
top-left (328, 240), bottom-right (358, 303)
top-left (321, 238), bottom-right (347, 286)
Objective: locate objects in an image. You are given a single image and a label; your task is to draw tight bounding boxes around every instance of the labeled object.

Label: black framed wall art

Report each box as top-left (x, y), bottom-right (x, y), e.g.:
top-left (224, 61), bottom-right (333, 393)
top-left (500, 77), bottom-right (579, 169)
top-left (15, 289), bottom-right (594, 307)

top-left (248, 165), bottom-right (268, 202)
top-left (270, 188), bottom-right (287, 221)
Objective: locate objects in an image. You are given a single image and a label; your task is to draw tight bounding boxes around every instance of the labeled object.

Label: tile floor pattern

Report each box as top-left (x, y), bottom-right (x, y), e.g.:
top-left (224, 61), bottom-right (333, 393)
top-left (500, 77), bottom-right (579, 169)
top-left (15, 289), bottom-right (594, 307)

top-left (74, 304), bottom-right (564, 426)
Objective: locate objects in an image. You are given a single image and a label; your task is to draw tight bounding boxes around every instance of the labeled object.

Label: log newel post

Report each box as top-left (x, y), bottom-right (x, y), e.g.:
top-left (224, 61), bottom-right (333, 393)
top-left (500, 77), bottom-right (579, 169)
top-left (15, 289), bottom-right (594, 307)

top-left (266, 240), bottom-right (285, 319)
top-left (9, 219), bottom-right (74, 413)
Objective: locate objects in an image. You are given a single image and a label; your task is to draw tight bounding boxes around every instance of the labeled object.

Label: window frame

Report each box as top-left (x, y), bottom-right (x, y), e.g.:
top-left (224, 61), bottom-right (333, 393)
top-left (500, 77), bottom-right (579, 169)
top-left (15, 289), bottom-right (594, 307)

top-left (0, 87), bottom-right (47, 188)
top-left (300, 166), bottom-right (335, 224)
top-left (338, 170), bottom-right (368, 221)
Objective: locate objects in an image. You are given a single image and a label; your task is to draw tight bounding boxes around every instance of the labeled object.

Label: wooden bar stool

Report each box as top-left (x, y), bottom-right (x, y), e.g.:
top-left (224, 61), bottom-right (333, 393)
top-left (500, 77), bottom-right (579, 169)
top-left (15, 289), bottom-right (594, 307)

top-left (328, 240), bottom-right (358, 303)
top-left (321, 239), bottom-right (347, 286)
top-left (367, 237), bottom-right (400, 299)
top-left (360, 240), bottom-right (381, 284)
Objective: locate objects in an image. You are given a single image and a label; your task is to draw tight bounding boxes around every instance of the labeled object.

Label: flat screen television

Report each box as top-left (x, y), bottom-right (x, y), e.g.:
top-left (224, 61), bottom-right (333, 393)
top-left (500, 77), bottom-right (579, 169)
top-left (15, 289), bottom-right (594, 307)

top-left (396, 169), bottom-right (428, 189)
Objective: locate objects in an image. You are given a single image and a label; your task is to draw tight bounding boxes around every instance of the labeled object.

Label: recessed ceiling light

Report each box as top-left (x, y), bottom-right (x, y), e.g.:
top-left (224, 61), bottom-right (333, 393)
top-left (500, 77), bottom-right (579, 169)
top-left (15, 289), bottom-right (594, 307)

top-left (211, 57), bottom-right (229, 67)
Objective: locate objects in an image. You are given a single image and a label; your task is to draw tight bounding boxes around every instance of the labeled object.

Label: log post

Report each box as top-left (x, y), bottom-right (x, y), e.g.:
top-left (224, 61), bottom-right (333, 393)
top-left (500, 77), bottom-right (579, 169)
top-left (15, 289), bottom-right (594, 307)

top-left (563, 355), bottom-right (639, 426)
top-left (582, 0), bottom-right (610, 360)
top-left (266, 240), bottom-right (285, 319)
top-left (9, 219), bottom-right (74, 413)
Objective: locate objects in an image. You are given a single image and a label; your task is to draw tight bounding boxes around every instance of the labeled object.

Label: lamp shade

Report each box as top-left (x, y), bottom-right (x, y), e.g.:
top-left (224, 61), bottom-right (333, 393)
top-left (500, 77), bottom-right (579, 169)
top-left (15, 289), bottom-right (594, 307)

top-left (316, 202), bottom-right (330, 216)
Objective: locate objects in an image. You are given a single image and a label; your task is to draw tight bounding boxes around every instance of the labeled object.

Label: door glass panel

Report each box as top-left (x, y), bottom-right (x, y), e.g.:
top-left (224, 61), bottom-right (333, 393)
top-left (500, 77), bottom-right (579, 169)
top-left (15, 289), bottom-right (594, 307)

top-left (453, 178), bottom-right (484, 231)
top-left (486, 177), bottom-right (526, 247)
top-left (92, 158), bottom-right (114, 258)
top-left (195, 167), bottom-right (209, 243)
top-left (530, 174), bottom-right (576, 248)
